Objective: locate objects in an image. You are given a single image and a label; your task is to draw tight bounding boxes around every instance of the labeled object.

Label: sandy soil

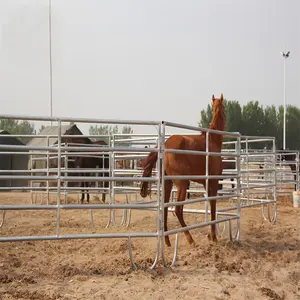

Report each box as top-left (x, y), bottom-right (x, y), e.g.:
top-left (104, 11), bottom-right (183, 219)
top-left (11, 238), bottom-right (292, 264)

top-left (1, 191), bottom-right (300, 300)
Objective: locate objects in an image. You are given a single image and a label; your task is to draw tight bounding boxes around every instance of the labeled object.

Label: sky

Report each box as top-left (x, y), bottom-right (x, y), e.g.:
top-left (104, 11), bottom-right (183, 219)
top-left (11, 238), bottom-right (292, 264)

top-left (0, 0), bottom-right (299, 135)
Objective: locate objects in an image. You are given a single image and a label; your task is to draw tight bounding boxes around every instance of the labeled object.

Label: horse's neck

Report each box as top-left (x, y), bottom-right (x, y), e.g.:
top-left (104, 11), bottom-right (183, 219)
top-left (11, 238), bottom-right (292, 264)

top-left (206, 129), bottom-right (223, 151)
top-left (201, 132), bottom-right (222, 152)
top-left (210, 135), bottom-right (223, 151)
top-left (208, 111), bottom-right (225, 150)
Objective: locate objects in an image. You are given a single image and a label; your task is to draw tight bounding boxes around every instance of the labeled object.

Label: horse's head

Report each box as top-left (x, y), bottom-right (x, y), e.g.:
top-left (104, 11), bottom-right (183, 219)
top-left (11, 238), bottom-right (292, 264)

top-left (210, 93), bottom-right (226, 131)
top-left (278, 147), bottom-right (297, 162)
top-left (282, 153), bottom-right (296, 162)
top-left (212, 93), bottom-right (224, 113)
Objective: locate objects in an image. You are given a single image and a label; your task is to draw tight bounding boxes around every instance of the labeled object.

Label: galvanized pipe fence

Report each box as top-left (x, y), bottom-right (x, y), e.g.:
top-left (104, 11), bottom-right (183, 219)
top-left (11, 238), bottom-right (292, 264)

top-left (0, 114), bottom-right (295, 268)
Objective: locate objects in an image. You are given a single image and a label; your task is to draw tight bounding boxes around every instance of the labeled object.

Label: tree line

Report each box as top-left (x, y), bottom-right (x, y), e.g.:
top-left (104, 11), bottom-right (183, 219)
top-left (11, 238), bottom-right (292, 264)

top-left (1, 100), bottom-right (300, 150)
top-left (0, 118), bottom-right (134, 144)
top-left (199, 100), bottom-right (300, 150)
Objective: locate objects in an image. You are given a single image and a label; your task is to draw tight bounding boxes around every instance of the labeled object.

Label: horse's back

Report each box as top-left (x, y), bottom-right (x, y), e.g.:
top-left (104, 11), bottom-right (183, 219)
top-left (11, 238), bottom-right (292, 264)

top-left (165, 134), bottom-right (205, 151)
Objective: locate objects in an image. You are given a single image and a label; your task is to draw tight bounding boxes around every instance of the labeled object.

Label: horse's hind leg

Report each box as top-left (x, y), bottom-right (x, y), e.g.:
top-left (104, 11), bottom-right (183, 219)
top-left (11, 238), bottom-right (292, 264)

top-left (208, 199), bottom-right (217, 242)
top-left (164, 180), bottom-right (173, 247)
top-left (231, 178), bottom-right (234, 190)
top-left (218, 180), bottom-right (223, 195)
top-left (208, 181), bottom-right (218, 242)
top-left (187, 182), bottom-right (190, 199)
top-left (174, 182), bottom-right (195, 246)
top-left (102, 179), bottom-right (108, 203)
top-left (80, 181), bottom-right (85, 203)
top-left (86, 182), bottom-right (90, 203)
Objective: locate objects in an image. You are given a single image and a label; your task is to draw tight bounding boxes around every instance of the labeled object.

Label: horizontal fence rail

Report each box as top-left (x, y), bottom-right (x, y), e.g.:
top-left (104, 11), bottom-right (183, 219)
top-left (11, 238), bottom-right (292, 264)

top-left (0, 114), bottom-right (287, 268)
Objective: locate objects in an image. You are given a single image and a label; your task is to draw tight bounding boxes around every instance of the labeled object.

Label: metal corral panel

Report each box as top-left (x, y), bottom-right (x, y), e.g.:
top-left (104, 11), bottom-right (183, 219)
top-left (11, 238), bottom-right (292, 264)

top-left (0, 130), bottom-right (29, 188)
top-left (27, 124), bottom-right (91, 172)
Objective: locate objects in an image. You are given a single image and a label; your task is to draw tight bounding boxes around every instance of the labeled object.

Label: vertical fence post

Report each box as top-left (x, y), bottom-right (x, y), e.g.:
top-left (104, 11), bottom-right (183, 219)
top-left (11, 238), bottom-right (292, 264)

top-left (205, 131), bottom-right (209, 223)
top-left (155, 122), bottom-right (166, 265)
top-left (279, 152), bottom-right (283, 193)
top-left (64, 143), bottom-right (68, 204)
top-left (108, 134), bottom-right (112, 201)
top-left (296, 151), bottom-right (299, 191)
top-left (102, 146), bottom-right (105, 196)
top-left (30, 152), bottom-right (34, 204)
top-left (235, 135), bottom-right (241, 241)
top-left (96, 165), bottom-right (99, 199)
top-left (56, 121), bottom-right (62, 236)
top-left (111, 134), bottom-right (117, 227)
top-left (245, 138), bottom-right (249, 204)
top-left (46, 136), bottom-right (50, 205)
top-left (272, 138), bottom-right (277, 224)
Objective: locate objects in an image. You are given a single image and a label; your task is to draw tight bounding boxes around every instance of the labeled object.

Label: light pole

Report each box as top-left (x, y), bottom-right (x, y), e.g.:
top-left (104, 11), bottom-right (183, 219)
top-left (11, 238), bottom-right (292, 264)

top-left (49, 0), bottom-right (53, 125)
top-left (281, 51), bottom-right (290, 150)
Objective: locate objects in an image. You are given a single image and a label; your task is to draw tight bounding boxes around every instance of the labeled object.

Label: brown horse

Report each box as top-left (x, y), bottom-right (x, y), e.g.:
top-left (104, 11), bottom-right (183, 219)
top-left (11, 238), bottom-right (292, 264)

top-left (74, 147), bottom-right (109, 204)
top-left (186, 160), bottom-right (235, 199)
top-left (140, 94), bottom-right (225, 246)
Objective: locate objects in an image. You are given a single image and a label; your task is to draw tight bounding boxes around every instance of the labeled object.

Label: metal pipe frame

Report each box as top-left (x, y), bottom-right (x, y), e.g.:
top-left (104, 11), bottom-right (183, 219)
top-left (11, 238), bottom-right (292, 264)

top-left (0, 115), bottom-right (281, 268)
top-left (275, 151), bottom-right (299, 194)
top-left (221, 136), bottom-right (277, 223)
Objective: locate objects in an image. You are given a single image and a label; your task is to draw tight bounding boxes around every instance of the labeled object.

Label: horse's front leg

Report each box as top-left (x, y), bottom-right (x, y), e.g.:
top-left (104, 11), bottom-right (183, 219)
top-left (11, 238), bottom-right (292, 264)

top-left (101, 193), bottom-right (106, 203)
top-left (86, 182), bottom-right (90, 203)
top-left (174, 181), bottom-right (195, 246)
top-left (80, 181), bottom-right (85, 203)
top-left (208, 180), bottom-right (218, 242)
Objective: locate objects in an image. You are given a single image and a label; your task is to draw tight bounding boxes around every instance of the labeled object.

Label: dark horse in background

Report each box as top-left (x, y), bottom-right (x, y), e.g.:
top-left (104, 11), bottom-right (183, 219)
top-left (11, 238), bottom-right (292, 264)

top-left (74, 148), bottom-right (110, 203)
top-left (278, 151), bottom-right (299, 191)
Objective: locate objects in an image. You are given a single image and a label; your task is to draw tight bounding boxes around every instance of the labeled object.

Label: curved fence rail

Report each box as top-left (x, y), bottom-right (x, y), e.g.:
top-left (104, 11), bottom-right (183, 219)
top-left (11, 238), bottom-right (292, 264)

top-left (0, 114), bottom-right (285, 268)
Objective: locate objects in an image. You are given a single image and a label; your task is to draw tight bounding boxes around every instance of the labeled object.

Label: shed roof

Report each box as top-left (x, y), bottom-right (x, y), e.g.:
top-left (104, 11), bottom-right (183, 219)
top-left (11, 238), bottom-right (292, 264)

top-left (27, 124), bottom-right (88, 147)
top-left (0, 130), bottom-right (25, 146)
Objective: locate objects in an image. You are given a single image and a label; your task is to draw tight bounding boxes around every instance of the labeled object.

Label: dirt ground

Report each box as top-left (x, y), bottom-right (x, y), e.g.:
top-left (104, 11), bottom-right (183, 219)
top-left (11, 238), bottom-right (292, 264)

top-left (1, 191), bottom-right (300, 300)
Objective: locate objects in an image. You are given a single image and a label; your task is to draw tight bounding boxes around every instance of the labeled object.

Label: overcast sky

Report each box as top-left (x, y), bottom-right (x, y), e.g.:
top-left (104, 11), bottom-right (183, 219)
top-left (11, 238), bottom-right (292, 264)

top-left (0, 0), bottom-right (299, 134)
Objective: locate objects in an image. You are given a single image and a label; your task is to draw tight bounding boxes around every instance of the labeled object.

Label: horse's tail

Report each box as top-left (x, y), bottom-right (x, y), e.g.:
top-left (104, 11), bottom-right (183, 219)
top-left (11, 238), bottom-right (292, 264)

top-left (140, 152), bottom-right (158, 198)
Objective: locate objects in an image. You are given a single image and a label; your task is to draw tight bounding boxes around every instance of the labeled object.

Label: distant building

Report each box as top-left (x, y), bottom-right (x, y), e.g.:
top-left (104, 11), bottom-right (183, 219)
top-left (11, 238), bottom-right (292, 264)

top-left (27, 124), bottom-right (108, 188)
top-left (27, 124), bottom-right (91, 171)
top-left (0, 130), bottom-right (29, 188)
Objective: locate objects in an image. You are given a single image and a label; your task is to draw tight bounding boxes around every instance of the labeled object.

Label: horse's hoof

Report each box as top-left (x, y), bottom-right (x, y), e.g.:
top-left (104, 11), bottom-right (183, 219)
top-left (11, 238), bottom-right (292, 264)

top-left (187, 236), bottom-right (195, 246)
top-left (207, 233), bottom-right (218, 243)
top-left (189, 241), bottom-right (197, 248)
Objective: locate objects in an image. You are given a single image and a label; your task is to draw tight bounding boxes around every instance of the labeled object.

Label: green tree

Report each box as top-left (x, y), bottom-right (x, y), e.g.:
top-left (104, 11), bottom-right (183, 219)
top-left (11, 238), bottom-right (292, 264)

top-left (242, 101), bottom-right (265, 137)
top-left (198, 100), bottom-right (300, 150)
top-left (39, 125), bottom-right (46, 133)
top-left (89, 125), bottom-right (134, 144)
top-left (0, 119), bottom-right (35, 143)
top-left (122, 125), bottom-right (133, 135)
top-left (286, 105), bottom-right (300, 150)
top-left (276, 106), bottom-right (284, 149)
top-left (198, 103), bottom-right (213, 128)
top-left (199, 100), bottom-right (242, 132)
top-left (224, 100), bottom-right (242, 133)
top-left (89, 125), bottom-right (119, 136)
top-left (262, 105), bottom-right (277, 136)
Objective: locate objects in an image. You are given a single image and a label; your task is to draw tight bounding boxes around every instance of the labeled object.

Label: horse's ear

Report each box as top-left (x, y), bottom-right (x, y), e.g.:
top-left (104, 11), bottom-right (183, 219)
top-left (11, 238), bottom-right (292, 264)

top-left (212, 94), bottom-right (215, 103)
top-left (220, 93), bottom-right (223, 103)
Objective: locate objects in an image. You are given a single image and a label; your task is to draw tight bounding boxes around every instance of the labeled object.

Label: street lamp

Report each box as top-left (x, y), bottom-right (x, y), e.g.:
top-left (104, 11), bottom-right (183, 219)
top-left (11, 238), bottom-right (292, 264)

top-left (49, 0), bottom-right (53, 125)
top-left (281, 51), bottom-right (290, 150)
